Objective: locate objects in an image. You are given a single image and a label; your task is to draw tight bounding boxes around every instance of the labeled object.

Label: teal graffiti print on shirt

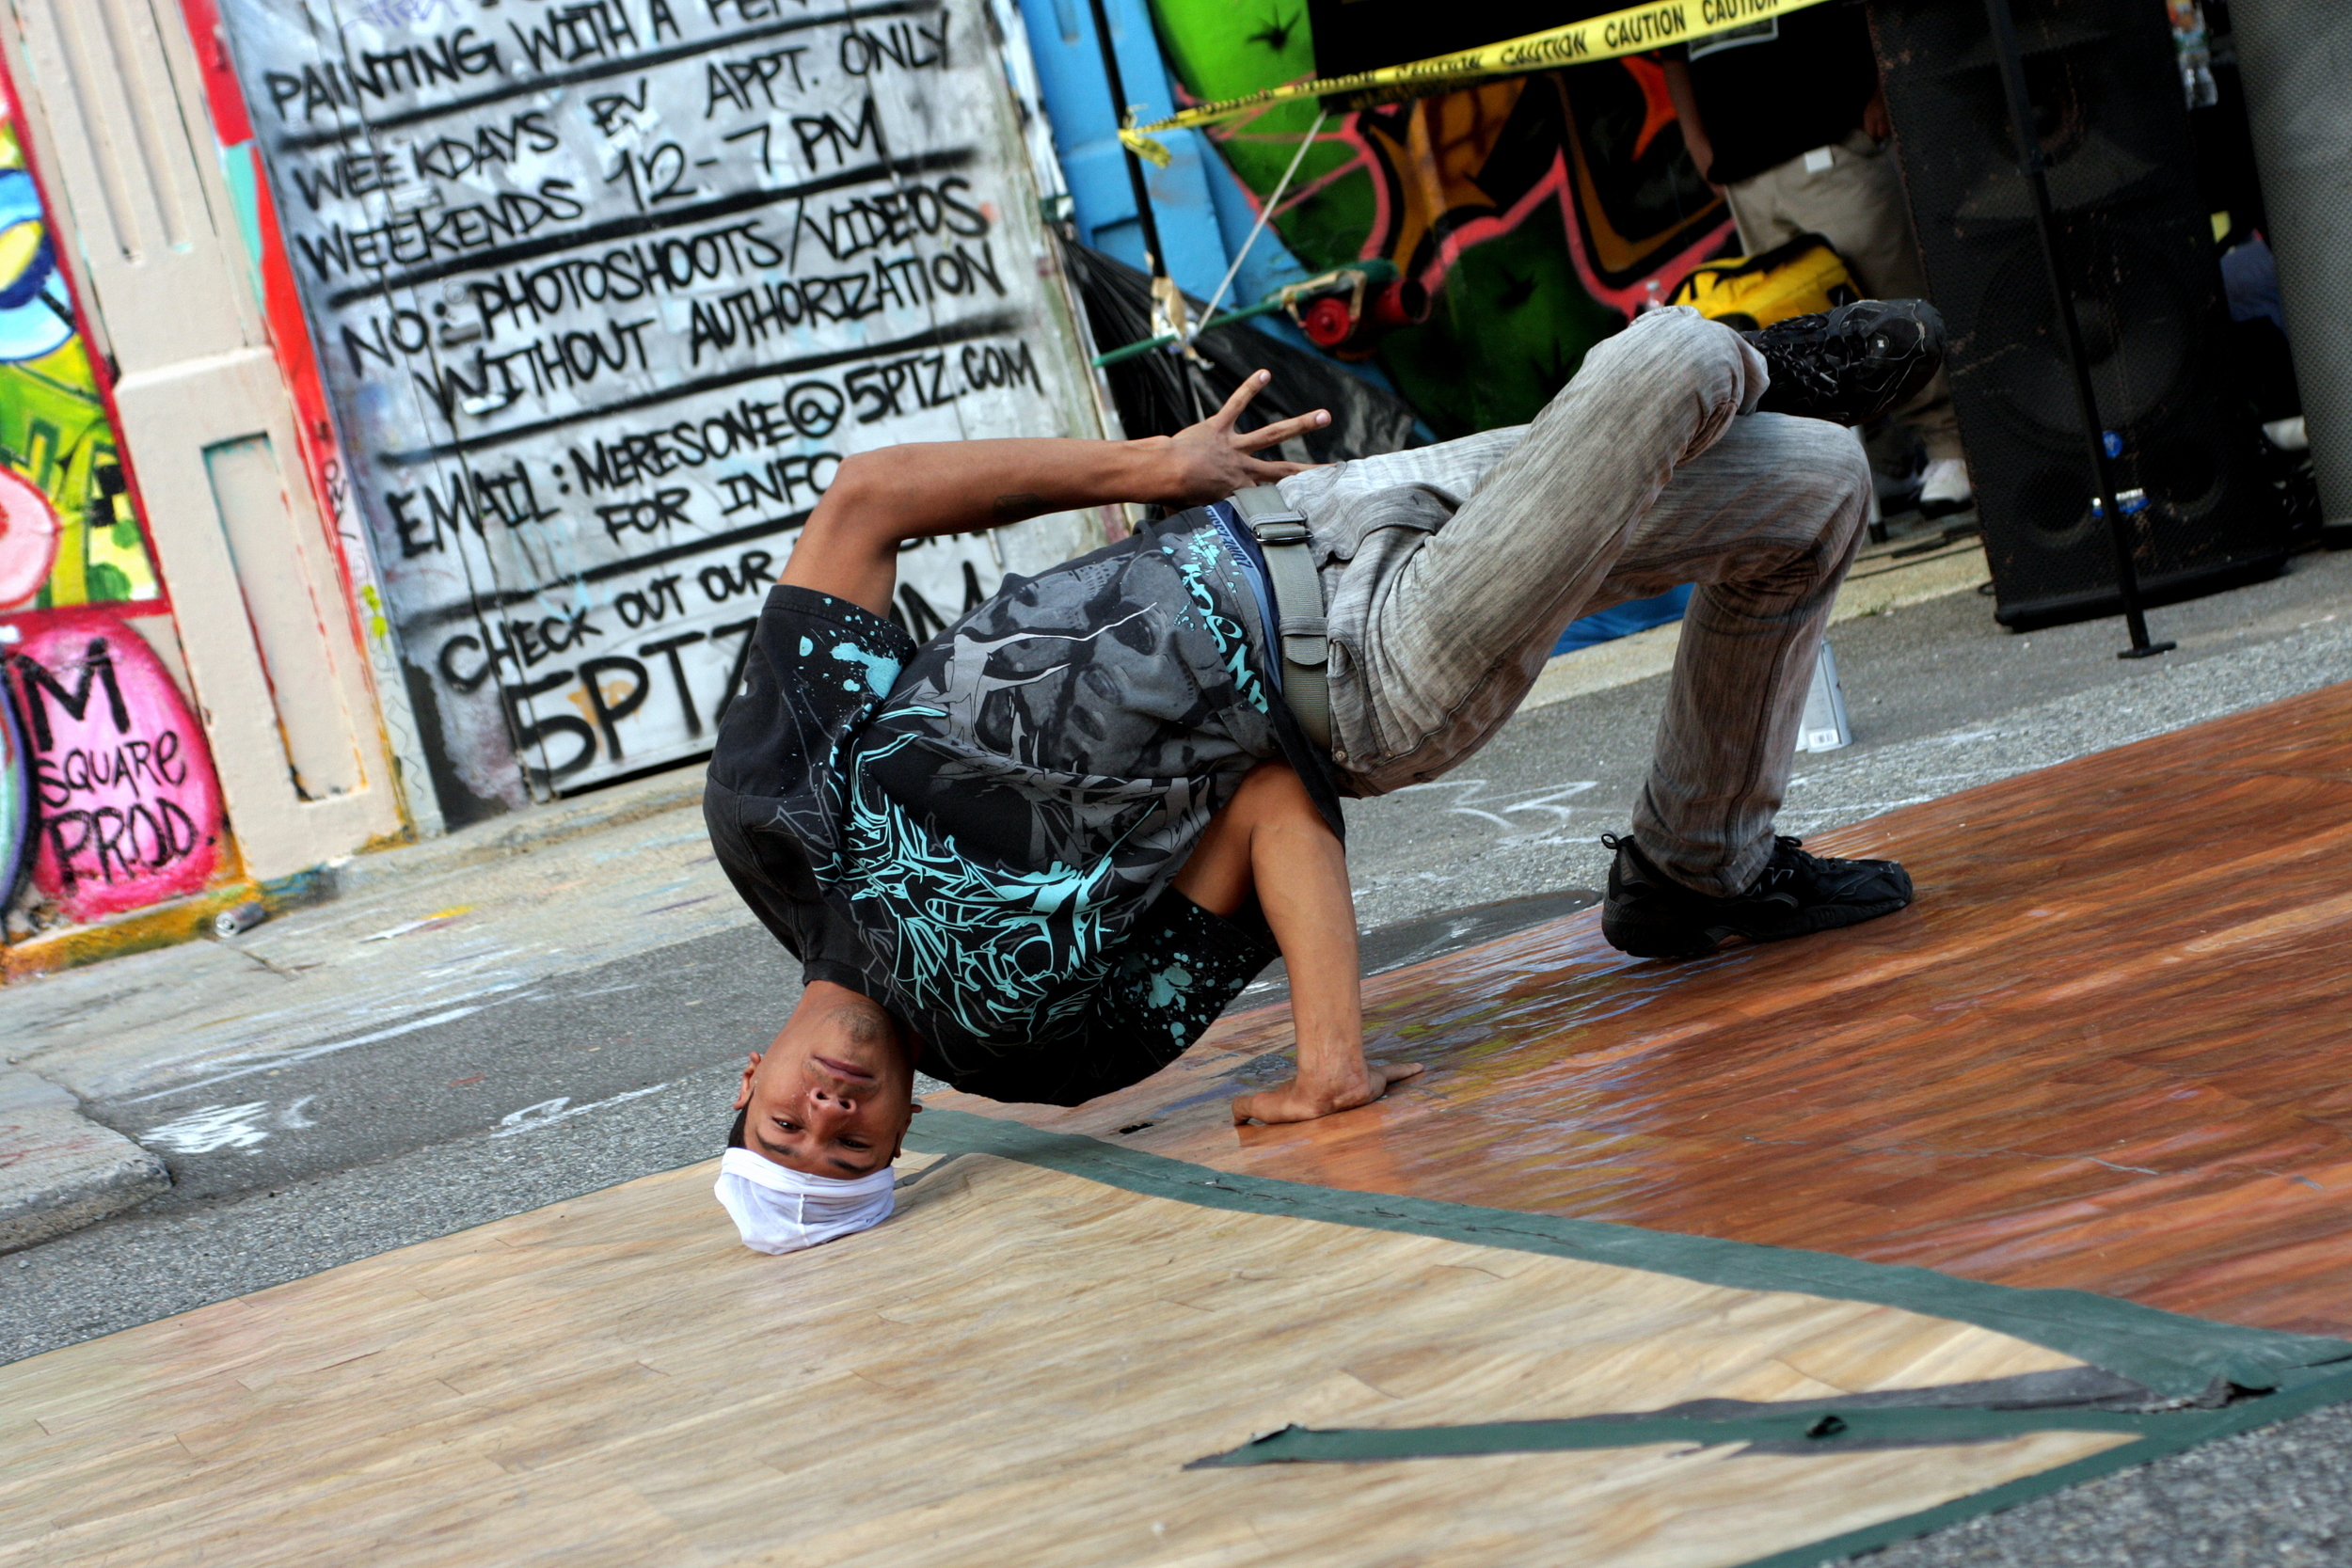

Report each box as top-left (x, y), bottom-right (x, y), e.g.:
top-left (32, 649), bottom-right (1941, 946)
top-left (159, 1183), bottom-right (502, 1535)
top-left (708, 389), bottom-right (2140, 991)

top-left (824, 726), bottom-right (1128, 1042)
top-left (1148, 958), bottom-right (1197, 1037)
top-left (1171, 534), bottom-right (1269, 715)
top-left (832, 641), bottom-right (900, 697)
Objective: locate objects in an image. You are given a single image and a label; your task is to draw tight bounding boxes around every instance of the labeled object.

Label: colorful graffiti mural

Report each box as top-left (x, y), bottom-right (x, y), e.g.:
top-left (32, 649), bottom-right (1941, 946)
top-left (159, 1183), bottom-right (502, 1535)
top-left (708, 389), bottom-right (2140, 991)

top-left (7, 614), bottom-right (225, 925)
top-left (0, 653), bottom-right (26, 911)
top-left (0, 67), bottom-right (234, 939)
top-left (1148, 9), bottom-right (1736, 436)
top-left (0, 120), bottom-right (163, 615)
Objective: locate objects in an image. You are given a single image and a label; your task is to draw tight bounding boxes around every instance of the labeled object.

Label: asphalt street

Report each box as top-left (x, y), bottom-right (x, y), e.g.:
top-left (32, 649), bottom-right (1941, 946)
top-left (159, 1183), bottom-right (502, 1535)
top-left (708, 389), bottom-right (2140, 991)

top-left (8, 543), bottom-right (2352, 1563)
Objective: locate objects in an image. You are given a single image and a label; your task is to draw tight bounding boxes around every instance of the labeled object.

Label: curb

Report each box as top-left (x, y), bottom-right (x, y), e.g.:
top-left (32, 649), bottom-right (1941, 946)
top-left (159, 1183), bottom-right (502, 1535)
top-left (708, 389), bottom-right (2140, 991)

top-left (1, 868), bottom-right (333, 986)
top-left (0, 1068), bottom-right (168, 1254)
top-left (0, 766), bottom-right (712, 1250)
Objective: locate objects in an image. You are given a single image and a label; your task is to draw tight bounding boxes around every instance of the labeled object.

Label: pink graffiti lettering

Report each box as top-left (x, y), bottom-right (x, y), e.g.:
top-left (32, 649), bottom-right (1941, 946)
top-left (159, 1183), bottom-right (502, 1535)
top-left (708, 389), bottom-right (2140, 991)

top-left (8, 611), bottom-right (225, 923)
top-left (38, 733), bottom-right (188, 804)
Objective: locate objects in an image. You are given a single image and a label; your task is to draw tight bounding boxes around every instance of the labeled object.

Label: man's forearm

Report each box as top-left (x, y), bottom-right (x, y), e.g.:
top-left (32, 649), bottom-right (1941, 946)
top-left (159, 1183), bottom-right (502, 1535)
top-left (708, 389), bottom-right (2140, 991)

top-left (1222, 769), bottom-right (1423, 1125)
top-left (782, 372), bottom-right (1326, 618)
top-left (851, 437), bottom-right (1181, 543)
top-left (783, 438), bottom-right (1172, 616)
top-left (1257, 809), bottom-right (1365, 1100)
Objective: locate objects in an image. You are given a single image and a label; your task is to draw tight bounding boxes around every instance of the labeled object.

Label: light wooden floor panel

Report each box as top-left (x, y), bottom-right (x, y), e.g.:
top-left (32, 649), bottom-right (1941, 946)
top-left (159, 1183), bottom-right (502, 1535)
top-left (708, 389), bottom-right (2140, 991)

top-left (1, 1152), bottom-right (2119, 1568)
top-left (947, 680), bottom-right (2352, 1338)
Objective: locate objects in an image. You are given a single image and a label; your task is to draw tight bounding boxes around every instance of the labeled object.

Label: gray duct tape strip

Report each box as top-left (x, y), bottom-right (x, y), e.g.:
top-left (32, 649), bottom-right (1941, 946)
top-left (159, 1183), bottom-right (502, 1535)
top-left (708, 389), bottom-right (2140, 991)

top-left (1188, 1366), bottom-right (2239, 1467)
top-left (901, 1106), bottom-right (2352, 1400)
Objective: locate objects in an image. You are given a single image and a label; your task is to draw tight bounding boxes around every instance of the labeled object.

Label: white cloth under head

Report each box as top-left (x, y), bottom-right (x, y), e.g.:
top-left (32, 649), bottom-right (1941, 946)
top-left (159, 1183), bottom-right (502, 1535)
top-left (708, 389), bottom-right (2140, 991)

top-left (714, 1147), bottom-right (896, 1255)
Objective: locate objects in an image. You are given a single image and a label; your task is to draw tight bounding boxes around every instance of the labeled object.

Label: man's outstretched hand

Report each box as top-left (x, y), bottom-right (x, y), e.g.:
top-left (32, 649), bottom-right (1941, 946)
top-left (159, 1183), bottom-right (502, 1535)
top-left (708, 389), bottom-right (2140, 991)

top-left (1146, 371), bottom-right (1330, 508)
top-left (1232, 1058), bottom-right (1423, 1126)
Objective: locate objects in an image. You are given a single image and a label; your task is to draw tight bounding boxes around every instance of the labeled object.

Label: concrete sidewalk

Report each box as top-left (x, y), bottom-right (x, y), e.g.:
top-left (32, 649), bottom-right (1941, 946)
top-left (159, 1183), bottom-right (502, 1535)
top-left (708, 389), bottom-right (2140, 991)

top-left (0, 1067), bottom-right (167, 1252)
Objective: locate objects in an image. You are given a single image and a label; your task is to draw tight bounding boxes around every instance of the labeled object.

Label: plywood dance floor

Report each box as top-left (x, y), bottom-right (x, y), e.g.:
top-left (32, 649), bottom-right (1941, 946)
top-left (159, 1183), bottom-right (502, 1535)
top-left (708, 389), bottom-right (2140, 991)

top-left (9, 683), bottom-right (2352, 1566)
top-left (5, 1150), bottom-right (2146, 1568)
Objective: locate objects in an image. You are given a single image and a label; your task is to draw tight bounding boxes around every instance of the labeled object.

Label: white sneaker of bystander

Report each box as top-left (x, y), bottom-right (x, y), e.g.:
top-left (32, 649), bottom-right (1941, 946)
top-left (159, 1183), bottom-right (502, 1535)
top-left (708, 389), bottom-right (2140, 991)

top-left (1919, 457), bottom-right (1973, 518)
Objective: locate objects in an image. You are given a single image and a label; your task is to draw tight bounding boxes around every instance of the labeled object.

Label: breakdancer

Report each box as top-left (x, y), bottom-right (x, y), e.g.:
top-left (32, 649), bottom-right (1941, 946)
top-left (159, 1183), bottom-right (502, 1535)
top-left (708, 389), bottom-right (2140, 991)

top-left (705, 302), bottom-right (1943, 1252)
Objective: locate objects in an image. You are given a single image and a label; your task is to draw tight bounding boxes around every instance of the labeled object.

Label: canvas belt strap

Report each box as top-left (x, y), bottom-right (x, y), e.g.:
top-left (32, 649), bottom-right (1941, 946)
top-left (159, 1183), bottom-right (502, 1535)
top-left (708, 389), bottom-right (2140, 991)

top-left (1231, 483), bottom-right (1332, 753)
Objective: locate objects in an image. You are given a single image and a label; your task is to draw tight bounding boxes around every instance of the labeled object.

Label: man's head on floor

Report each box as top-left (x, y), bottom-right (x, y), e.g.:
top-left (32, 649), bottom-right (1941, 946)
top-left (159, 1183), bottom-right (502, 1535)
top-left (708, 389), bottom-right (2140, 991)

top-left (728, 980), bottom-right (919, 1178)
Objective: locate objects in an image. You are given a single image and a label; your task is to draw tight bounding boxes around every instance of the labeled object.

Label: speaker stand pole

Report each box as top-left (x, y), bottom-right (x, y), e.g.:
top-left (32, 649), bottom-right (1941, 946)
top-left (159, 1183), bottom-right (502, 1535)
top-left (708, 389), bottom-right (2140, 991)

top-left (1085, 0), bottom-right (1203, 423)
top-left (1981, 0), bottom-right (2174, 658)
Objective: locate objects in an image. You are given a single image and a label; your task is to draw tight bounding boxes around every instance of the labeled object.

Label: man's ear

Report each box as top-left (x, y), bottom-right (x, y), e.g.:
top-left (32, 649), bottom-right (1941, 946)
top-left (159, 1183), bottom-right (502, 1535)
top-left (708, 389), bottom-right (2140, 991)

top-left (886, 1099), bottom-right (923, 1162)
top-left (732, 1051), bottom-right (763, 1111)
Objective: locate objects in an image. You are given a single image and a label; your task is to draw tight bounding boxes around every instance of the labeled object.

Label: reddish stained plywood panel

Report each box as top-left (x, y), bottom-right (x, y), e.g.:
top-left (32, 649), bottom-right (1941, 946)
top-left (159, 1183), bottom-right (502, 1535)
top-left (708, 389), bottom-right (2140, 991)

top-left (931, 681), bottom-right (2352, 1338)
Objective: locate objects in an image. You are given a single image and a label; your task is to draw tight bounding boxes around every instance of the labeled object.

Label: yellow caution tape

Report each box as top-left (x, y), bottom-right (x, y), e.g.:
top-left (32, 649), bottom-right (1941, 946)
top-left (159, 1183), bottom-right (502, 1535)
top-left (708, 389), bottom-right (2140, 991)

top-left (1123, 115), bottom-right (1174, 167)
top-left (1119, 0), bottom-right (1836, 161)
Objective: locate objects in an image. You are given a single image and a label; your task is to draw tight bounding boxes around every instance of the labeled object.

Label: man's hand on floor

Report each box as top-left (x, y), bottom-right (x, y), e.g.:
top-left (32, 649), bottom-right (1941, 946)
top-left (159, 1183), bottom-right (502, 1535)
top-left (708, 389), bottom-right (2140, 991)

top-left (1232, 1059), bottom-right (1424, 1126)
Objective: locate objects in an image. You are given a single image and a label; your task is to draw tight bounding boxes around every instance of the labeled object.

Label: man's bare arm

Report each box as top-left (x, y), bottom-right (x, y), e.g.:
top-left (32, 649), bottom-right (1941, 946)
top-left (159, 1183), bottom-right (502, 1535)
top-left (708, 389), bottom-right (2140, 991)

top-left (1229, 787), bottom-right (1418, 1125)
top-left (782, 372), bottom-right (1329, 617)
top-left (1173, 763), bottom-right (1423, 1126)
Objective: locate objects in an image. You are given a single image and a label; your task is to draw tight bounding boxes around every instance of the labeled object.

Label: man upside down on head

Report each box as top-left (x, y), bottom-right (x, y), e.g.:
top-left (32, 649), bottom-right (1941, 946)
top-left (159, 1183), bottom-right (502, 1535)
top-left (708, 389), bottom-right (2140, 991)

top-left (705, 302), bottom-right (1943, 1253)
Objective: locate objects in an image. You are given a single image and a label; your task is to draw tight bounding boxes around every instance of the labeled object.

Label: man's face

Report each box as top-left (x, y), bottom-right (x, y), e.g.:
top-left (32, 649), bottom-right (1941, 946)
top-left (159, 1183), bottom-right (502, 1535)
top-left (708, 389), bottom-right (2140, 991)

top-left (733, 982), bottom-right (916, 1178)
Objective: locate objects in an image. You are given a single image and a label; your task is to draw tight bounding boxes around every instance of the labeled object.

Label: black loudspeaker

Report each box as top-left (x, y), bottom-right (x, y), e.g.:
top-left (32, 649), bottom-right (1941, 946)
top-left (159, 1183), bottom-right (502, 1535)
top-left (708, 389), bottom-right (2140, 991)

top-left (1869, 0), bottom-right (2287, 630)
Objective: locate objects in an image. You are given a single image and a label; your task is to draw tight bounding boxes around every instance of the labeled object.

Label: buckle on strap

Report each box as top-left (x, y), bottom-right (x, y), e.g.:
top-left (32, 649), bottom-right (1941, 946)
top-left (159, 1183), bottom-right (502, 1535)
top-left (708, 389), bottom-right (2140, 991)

top-left (1250, 516), bottom-right (1310, 546)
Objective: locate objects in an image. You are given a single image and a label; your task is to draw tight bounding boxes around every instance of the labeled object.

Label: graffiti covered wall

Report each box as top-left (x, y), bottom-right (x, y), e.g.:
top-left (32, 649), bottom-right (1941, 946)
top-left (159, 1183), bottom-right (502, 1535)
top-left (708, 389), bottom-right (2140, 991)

top-left (214, 0), bottom-right (1108, 825)
top-left (0, 78), bottom-right (234, 939)
top-left (1149, 7), bottom-right (1736, 437)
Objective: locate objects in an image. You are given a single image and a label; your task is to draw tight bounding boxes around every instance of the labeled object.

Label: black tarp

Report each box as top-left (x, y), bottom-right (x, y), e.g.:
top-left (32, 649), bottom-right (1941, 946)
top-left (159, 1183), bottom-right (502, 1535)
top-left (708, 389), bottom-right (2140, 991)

top-left (1058, 238), bottom-right (1422, 463)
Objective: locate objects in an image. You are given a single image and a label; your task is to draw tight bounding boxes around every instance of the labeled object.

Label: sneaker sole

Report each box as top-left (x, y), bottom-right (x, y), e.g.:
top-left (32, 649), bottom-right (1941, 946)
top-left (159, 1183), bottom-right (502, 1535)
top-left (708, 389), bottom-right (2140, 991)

top-left (1600, 911), bottom-right (1719, 958)
top-left (1602, 894), bottom-right (1912, 958)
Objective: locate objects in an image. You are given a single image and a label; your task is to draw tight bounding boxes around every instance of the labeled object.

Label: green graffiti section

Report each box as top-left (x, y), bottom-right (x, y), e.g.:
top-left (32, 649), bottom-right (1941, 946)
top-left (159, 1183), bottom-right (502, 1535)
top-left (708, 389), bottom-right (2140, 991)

top-left (1146, 5), bottom-right (1731, 436)
top-left (0, 113), bottom-right (160, 614)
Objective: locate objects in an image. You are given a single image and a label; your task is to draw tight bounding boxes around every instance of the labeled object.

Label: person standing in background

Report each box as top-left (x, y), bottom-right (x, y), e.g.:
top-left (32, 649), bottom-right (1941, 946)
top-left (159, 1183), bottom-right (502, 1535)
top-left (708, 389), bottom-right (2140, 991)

top-left (1661, 0), bottom-right (1973, 519)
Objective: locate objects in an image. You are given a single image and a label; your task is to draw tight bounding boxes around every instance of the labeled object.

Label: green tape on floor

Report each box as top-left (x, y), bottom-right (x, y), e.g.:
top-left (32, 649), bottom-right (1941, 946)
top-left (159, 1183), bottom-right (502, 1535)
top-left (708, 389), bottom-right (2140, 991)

top-left (903, 1106), bottom-right (2352, 1400)
top-left (1730, 1363), bottom-right (2352, 1568)
top-left (1188, 1368), bottom-right (2352, 1565)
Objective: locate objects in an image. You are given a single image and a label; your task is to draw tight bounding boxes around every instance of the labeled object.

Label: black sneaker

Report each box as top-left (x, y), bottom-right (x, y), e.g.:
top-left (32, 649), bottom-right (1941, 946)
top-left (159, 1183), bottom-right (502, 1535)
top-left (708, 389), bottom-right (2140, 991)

top-left (1743, 299), bottom-right (1947, 427)
top-left (1599, 832), bottom-right (1915, 958)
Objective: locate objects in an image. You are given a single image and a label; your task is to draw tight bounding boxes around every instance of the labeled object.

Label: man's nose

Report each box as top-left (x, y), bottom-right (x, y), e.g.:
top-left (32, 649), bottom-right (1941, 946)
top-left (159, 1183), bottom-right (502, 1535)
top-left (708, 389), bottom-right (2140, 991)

top-left (803, 1087), bottom-right (858, 1125)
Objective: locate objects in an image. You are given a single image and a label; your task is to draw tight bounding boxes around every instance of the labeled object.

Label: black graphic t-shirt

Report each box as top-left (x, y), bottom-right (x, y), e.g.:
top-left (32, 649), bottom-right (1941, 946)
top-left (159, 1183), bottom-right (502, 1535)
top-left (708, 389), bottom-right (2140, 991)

top-left (705, 507), bottom-right (1332, 1101)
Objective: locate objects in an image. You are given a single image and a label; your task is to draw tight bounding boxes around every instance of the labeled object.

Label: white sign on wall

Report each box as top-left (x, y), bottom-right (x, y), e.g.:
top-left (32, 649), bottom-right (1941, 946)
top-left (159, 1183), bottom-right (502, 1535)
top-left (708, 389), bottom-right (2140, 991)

top-left (215, 0), bottom-right (1104, 821)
